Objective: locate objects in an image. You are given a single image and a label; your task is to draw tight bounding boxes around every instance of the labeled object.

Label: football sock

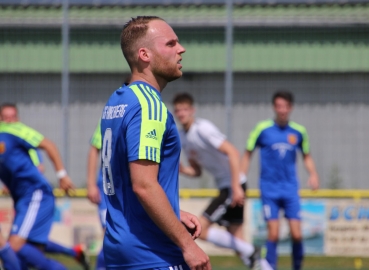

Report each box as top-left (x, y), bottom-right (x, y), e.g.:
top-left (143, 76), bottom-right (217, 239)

top-left (0, 242), bottom-right (21, 270)
top-left (45, 240), bottom-right (76, 257)
top-left (17, 243), bottom-right (67, 270)
top-left (206, 227), bottom-right (254, 257)
top-left (96, 248), bottom-right (106, 270)
top-left (266, 240), bottom-right (278, 270)
top-left (260, 258), bottom-right (274, 270)
top-left (292, 240), bottom-right (304, 270)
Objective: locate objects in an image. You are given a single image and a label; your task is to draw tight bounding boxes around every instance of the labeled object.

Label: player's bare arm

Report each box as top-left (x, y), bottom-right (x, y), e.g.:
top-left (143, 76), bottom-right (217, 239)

top-left (303, 153), bottom-right (319, 190)
top-left (179, 159), bottom-right (202, 177)
top-left (130, 160), bottom-right (211, 270)
top-left (218, 140), bottom-right (244, 207)
top-left (240, 150), bottom-right (253, 176)
top-left (180, 210), bottom-right (201, 240)
top-left (38, 138), bottom-right (75, 192)
top-left (86, 145), bottom-right (101, 204)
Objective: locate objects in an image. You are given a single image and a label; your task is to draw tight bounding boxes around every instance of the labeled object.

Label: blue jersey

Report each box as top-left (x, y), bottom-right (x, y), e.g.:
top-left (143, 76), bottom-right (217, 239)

top-left (101, 81), bottom-right (183, 269)
top-left (0, 122), bottom-right (52, 202)
top-left (246, 119), bottom-right (310, 194)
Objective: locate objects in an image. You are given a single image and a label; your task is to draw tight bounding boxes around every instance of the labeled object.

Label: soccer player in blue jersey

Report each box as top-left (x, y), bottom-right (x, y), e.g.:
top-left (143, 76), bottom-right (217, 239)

top-left (87, 121), bottom-right (106, 270)
top-left (0, 118), bottom-right (75, 269)
top-left (0, 103), bottom-right (90, 270)
top-left (101, 16), bottom-right (210, 269)
top-left (240, 91), bottom-right (319, 270)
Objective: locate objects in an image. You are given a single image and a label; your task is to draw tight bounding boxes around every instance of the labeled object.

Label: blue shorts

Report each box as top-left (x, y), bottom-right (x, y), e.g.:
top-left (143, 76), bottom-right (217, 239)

top-left (12, 189), bottom-right (55, 244)
top-left (261, 191), bottom-right (301, 221)
top-left (98, 181), bottom-right (107, 229)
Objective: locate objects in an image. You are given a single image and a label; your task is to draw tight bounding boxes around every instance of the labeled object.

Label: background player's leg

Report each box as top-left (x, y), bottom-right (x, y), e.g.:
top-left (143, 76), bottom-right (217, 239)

top-left (289, 219), bottom-right (303, 270)
top-left (204, 219), bottom-right (254, 260)
top-left (45, 240), bottom-right (76, 256)
top-left (266, 220), bottom-right (279, 270)
top-left (285, 194), bottom-right (303, 270)
top-left (0, 228), bottom-right (21, 270)
top-left (9, 235), bottom-right (67, 270)
top-left (0, 242), bottom-right (21, 270)
top-left (227, 223), bottom-right (259, 268)
top-left (45, 240), bottom-right (89, 270)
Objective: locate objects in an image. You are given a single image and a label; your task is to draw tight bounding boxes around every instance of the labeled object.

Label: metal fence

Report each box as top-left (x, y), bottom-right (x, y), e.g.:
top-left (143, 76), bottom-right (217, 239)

top-left (0, 0), bottom-right (369, 189)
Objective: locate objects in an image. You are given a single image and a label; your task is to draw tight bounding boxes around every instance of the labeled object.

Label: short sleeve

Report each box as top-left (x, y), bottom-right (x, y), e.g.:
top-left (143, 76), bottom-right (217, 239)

top-left (90, 121), bottom-right (102, 150)
top-left (198, 120), bottom-right (225, 149)
top-left (246, 120), bottom-right (274, 151)
top-left (246, 127), bottom-right (260, 151)
top-left (14, 122), bottom-right (44, 148)
top-left (300, 129), bottom-right (310, 154)
top-left (127, 85), bottom-right (168, 163)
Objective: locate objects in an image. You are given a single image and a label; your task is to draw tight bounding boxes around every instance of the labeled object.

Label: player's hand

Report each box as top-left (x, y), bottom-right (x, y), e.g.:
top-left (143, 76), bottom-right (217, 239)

top-left (180, 210), bottom-right (201, 240)
top-left (230, 185), bottom-right (245, 207)
top-left (59, 176), bottom-right (75, 193)
top-left (87, 184), bottom-right (101, 204)
top-left (182, 242), bottom-right (211, 270)
top-left (308, 173), bottom-right (319, 191)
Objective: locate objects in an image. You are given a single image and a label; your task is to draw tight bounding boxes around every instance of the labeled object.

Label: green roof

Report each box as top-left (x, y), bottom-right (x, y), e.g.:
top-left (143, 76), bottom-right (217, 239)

top-left (0, 4), bottom-right (368, 27)
top-left (1, 28), bottom-right (368, 72)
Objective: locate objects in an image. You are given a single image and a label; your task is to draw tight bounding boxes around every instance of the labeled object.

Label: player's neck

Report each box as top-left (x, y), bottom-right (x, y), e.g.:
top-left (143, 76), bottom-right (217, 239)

top-left (130, 73), bottom-right (167, 93)
top-left (275, 118), bottom-right (289, 127)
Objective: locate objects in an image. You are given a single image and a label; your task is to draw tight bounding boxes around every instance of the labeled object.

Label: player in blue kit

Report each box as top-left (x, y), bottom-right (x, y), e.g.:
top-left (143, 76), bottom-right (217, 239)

top-left (101, 16), bottom-right (210, 269)
top-left (0, 103), bottom-right (90, 270)
top-left (87, 121), bottom-right (106, 270)
top-left (0, 120), bottom-right (75, 270)
top-left (240, 91), bottom-right (319, 270)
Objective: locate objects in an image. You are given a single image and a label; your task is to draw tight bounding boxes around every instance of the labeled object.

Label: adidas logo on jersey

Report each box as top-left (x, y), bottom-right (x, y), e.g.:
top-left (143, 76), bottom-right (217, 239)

top-left (145, 129), bottom-right (157, 140)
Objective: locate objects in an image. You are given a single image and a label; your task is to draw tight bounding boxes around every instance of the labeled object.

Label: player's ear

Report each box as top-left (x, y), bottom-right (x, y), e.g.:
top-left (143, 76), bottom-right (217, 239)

top-left (138, 47), bottom-right (151, 63)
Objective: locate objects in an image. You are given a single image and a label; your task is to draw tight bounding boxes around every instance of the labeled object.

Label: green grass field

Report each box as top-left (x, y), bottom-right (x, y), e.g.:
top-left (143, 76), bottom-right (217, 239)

top-left (44, 255), bottom-right (369, 270)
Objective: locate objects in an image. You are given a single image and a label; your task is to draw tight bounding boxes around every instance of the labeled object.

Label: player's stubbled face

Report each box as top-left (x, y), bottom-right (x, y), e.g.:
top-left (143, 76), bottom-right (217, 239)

top-left (0, 107), bottom-right (18, 123)
top-left (174, 103), bottom-right (194, 126)
top-left (273, 97), bottom-right (292, 124)
top-left (148, 20), bottom-right (186, 82)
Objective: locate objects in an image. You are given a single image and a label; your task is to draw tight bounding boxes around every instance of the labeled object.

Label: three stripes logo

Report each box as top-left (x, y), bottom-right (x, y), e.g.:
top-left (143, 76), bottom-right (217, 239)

top-left (145, 129), bottom-right (157, 140)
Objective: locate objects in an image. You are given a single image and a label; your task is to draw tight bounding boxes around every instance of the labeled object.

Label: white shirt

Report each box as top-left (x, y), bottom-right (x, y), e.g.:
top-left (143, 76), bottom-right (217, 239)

top-left (180, 118), bottom-right (232, 189)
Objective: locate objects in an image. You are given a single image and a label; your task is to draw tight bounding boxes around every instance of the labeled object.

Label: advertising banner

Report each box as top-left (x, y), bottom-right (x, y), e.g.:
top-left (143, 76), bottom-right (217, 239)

top-left (0, 197), bottom-right (368, 256)
top-left (325, 200), bottom-right (369, 257)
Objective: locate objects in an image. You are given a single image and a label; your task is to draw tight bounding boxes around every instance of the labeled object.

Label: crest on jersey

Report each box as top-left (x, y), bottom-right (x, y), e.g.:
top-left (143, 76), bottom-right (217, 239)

top-left (0, 142), bottom-right (5, 154)
top-left (287, 134), bottom-right (298, 145)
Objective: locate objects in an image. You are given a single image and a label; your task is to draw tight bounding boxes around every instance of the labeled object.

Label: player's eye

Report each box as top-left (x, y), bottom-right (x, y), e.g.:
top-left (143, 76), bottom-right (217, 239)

top-left (167, 40), bottom-right (176, 47)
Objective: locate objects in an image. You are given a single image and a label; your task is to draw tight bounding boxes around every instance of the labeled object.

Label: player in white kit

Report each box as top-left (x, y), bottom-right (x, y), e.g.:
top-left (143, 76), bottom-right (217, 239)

top-left (173, 93), bottom-right (271, 270)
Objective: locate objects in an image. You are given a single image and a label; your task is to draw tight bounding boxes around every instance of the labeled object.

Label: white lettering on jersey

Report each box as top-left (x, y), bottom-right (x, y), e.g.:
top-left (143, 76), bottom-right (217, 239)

top-left (102, 104), bottom-right (128, 120)
top-left (271, 143), bottom-right (293, 159)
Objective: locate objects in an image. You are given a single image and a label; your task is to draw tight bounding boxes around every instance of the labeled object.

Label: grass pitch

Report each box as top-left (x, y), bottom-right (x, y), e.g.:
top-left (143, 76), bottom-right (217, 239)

top-left (43, 255), bottom-right (369, 270)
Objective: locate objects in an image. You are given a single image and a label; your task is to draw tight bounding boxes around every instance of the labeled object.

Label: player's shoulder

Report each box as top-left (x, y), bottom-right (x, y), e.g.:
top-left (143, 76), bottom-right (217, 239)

top-left (102, 84), bottom-right (140, 119)
top-left (196, 118), bottom-right (216, 128)
top-left (129, 82), bottom-right (163, 104)
top-left (129, 81), bottom-right (167, 124)
top-left (194, 118), bottom-right (221, 135)
top-left (289, 121), bottom-right (307, 135)
top-left (0, 122), bottom-right (34, 136)
top-left (253, 119), bottom-right (274, 132)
